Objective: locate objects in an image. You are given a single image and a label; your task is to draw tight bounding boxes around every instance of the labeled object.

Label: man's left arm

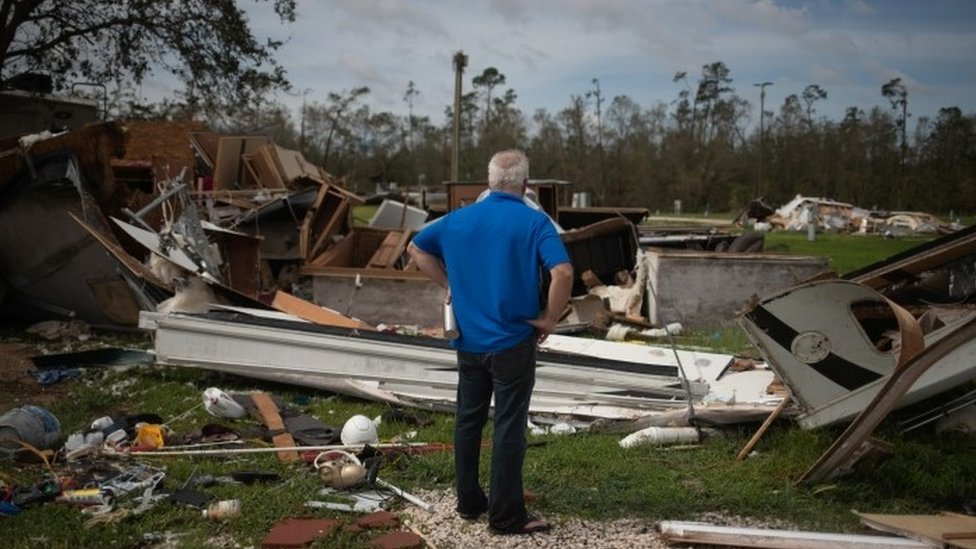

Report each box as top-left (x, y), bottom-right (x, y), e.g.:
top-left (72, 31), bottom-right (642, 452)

top-left (529, 262), bottom-right (573, 343)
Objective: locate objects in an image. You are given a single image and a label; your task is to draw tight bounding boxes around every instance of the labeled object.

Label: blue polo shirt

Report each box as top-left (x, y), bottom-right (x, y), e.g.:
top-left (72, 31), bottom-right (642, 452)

top-left (411, 191), bottom-right (570, 353)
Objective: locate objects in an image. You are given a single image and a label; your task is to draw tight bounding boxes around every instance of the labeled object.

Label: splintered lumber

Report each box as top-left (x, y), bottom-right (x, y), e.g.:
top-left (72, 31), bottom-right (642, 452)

top-left (250, 391), bottom-right (299, 463)
top-left (271, 290), bottom-right (373, 330)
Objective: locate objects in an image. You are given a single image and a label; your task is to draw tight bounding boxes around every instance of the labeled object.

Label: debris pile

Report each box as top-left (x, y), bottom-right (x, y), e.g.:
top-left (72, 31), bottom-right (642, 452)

top-left (739, 194), bottom-right (954, 235)
top-left (0, 387), bottom-right (439, 548)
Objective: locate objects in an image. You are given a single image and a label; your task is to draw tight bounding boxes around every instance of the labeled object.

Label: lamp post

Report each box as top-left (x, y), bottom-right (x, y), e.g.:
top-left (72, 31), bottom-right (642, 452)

top-left (753, 81), bottom-right (772, 198)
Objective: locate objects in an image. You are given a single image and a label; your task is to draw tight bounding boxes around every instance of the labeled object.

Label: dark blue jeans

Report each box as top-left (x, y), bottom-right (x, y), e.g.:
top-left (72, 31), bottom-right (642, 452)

top-left (454, 334), bottom-right (536, 532)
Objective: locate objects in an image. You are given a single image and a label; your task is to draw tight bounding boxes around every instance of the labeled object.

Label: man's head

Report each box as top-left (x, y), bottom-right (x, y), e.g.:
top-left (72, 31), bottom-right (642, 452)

top-left (488, 149), bottom-right (529, 195)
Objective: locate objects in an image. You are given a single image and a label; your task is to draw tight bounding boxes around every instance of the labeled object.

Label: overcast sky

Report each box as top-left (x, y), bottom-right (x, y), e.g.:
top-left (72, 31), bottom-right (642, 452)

top-left (229, 0), bottom-right (976, 131)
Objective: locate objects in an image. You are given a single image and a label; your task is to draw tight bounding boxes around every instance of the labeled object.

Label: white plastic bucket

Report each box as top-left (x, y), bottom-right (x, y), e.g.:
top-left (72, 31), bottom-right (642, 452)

top-left (203, 388), bottom-right (246, 419)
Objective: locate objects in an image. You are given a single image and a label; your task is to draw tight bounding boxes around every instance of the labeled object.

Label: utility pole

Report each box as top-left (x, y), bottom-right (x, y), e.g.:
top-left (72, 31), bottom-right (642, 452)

top-left (754, 81), bottom-right (772, 198)
top-left (299, 88), bottom-right (312, 156)
top-left (452, 51), bottom-right (467, 182)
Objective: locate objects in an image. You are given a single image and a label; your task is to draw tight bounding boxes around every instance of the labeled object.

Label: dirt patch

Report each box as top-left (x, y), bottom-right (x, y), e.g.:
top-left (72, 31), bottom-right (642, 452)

top-left (0, 341), bottom-right (71, 412)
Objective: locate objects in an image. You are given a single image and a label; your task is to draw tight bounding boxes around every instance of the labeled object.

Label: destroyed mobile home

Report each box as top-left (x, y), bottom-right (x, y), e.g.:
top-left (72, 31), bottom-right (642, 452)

top-left (2, 120), bottom-right (976, 547)
top-left (739, 194), bottom-right (954, 235)
top-left (0, 120), bottom-right (797, 426)
top-left (2, 121), bottom-right (975, 460)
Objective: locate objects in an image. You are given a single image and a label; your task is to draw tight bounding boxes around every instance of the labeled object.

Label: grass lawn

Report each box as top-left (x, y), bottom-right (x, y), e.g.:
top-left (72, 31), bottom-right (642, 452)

top-left (2, 229), bottom-right (973, 548)
top-left (762, 230), bottom-right (935, 275)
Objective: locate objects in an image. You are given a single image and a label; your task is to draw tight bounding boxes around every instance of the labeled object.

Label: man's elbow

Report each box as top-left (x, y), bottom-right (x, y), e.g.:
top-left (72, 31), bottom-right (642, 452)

top-left (407, 242), bottom-right (422, 259)
top-left (552, 262), bottom-right (574, 283)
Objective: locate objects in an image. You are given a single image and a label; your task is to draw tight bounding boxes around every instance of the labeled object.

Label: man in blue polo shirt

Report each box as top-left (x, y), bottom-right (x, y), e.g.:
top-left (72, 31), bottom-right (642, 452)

top-left (407, 149), bottom-right (573, 535)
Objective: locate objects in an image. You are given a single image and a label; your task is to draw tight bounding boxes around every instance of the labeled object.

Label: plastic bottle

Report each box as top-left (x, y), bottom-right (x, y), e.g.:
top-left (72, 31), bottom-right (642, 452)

top-left (202, 499), bottom-right (240, 520)
top-left (0, 405), bottom-right (61, 455)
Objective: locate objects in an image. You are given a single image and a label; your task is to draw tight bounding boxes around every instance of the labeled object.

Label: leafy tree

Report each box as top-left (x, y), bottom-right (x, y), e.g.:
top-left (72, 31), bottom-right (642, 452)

top-left (882, 77), bottom-right (910, 206)
top-left (403, 80), bottom-right (420, 150)
top-left (310, 86), bottom-right (370, 169)
top-left (882, 78), bottom-right (909, 150)
top-left (0, 0), bottom-right (296, 114)
top-left (694, 61), bottom-right (734, 145)
top-left (471, 67), bottom-right (506, 134)
top-left (801, 84), bottom-right (828, 125)
top-left (920, 107), bottom-right (976, 210)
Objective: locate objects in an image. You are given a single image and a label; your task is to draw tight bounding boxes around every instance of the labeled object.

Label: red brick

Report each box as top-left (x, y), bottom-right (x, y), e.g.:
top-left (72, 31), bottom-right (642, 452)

top-left (261, 518), bottom-right (339, 548)
top-left (357, 510), bottom-right (400, 530)
top-left (372, 531), bottom-right (424, 549)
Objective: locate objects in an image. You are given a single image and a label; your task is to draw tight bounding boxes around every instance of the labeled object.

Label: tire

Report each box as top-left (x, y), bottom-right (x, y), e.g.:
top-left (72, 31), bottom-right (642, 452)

top-left (728, 230), bottom-right (765, 253)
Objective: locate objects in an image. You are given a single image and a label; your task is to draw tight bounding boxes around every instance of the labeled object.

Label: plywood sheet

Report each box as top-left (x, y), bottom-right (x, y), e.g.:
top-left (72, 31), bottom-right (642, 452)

top-left (857, 511), bottom-right (976, 549)
top-left (188, 131), bottom-right (221, 168)
top-left (366, 230), bottom-right (410, 269)
top-left (254, 144), bottom-right (287, 189)
top-left (213, 136), bottom-right (270, 190)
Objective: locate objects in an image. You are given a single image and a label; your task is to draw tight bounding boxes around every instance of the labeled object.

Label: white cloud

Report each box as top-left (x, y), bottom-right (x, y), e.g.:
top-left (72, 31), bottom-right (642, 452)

top-left (152, 0), bottom-right (976, 125)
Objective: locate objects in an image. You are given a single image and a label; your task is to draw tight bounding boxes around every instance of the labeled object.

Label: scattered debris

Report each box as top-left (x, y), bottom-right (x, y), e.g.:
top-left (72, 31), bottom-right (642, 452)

top-left (739, 194), bottom-right (953, 235)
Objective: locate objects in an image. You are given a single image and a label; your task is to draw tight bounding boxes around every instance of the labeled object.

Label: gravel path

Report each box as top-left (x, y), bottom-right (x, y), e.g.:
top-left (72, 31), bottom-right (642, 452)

top-left (400, 489), bottom-right (671, 549)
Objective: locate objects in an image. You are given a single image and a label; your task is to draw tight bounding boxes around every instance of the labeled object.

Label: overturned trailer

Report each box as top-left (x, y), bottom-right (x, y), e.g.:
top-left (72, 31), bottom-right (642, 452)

top-left (140, 308), bottom-right (779, 425)
top-left (737, 224), bottom-right (976, 430)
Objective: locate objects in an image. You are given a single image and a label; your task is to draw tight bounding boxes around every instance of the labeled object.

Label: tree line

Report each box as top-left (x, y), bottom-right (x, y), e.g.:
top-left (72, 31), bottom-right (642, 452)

top-left (174, 62), bottom-right (974, 217)
top-left (2, 2), bottom-right (974, 215)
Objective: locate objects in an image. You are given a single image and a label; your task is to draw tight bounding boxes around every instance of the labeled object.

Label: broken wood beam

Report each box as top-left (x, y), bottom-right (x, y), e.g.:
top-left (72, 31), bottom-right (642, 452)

top-left (250, 391), bottom-right (300, 463)
top-left (271, 290), bottom-right (373, 330)
top-left (736, 395), bottom-right (791, 461)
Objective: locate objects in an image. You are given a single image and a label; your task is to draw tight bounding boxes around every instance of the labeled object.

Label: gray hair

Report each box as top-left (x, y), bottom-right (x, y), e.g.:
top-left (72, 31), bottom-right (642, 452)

top-left (487, 149), bottom-right (529, 192)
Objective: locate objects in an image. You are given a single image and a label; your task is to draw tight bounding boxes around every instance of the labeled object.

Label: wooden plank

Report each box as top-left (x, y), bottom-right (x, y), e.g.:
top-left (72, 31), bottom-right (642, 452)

top-left (271, 290), bottom-right (373, 330)
top-left (240, 154), bottom-right (262, 189)
top-left (659, 520), bottom-right (928, 548)
top-left (736, 395), bottom-right (791, 461)
top-left (250, 392), bottom-right (300, 463)
top-left (189, 131), bottom-right (221, 168)
top-left (367, 230), bottom-right (409, 269)
top-left (254, 144), bottom-right (287, 189)
top-left (847, 226), bottom-right (976, 290)
top-left (857, 511), bottom-right (976, 549)
top-left (306, 186), bottom-right (352, 260)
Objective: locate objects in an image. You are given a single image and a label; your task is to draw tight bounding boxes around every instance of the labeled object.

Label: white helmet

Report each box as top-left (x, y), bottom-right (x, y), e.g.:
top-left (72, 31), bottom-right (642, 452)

top-left (340, 414), bottom-right (378, 445)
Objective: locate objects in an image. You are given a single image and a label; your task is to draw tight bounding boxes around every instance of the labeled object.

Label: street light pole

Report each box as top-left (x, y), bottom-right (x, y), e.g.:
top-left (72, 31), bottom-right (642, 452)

top-left (754, 81), bottom-right (772, 198)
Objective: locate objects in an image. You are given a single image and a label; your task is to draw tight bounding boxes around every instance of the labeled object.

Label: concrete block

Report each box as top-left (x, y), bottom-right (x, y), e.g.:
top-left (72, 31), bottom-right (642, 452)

top-left (645, 249), bottom-right (829, 329)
